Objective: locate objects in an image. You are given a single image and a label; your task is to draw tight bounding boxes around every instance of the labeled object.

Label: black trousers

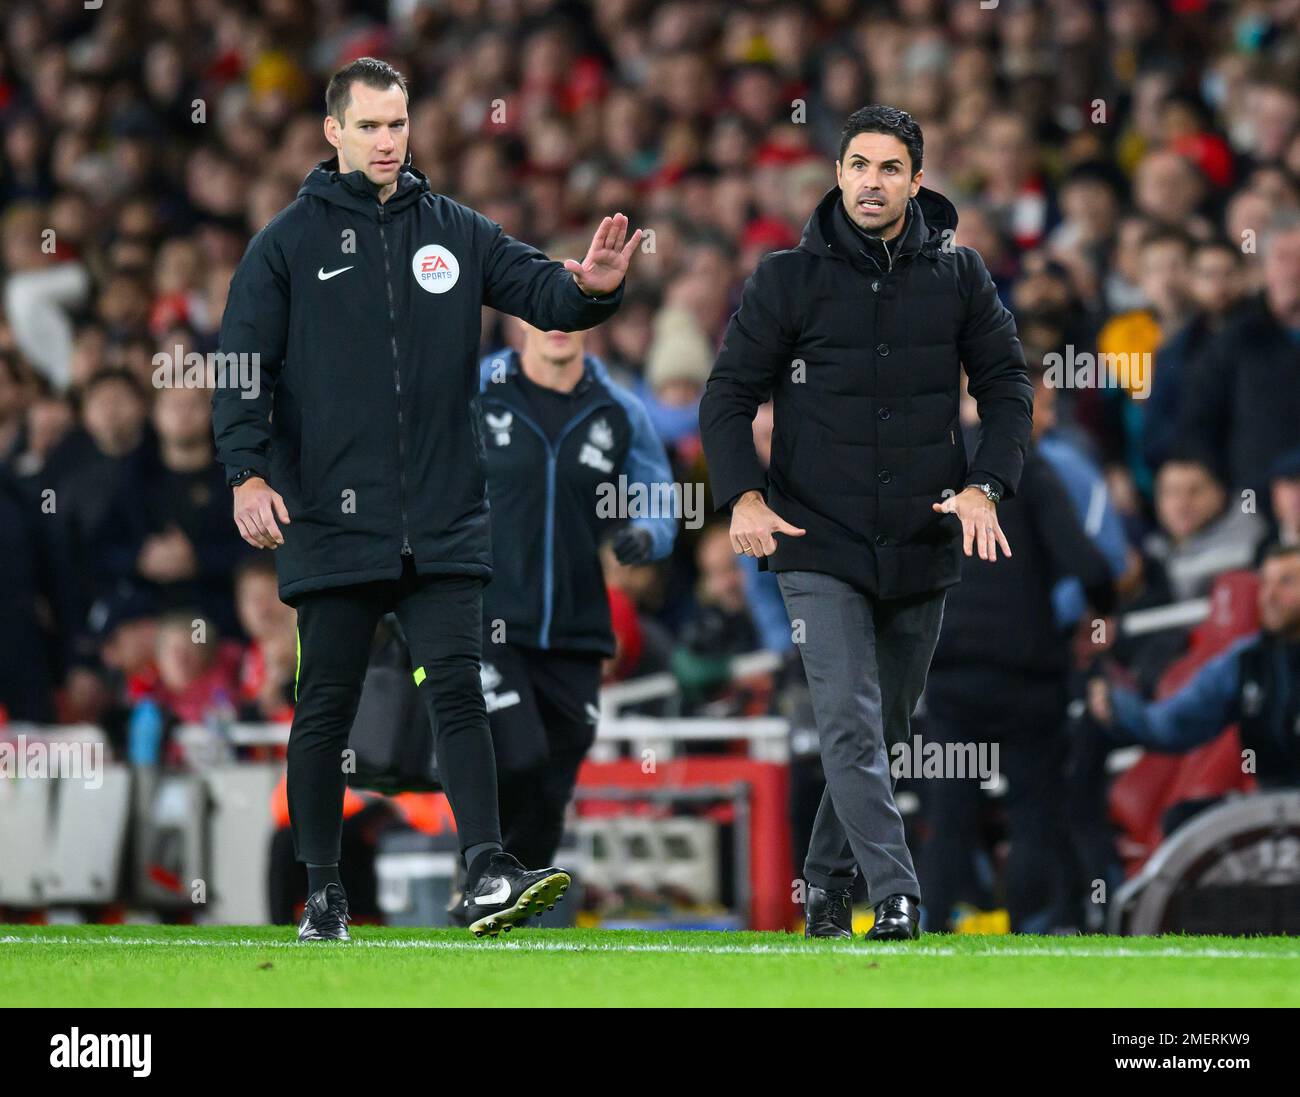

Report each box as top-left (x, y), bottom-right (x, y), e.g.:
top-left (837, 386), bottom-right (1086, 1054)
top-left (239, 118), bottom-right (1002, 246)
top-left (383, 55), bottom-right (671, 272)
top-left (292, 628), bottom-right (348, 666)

top-left (918, 668), bottom-right (1071, 933)
top-left (287, 558), bottom-right (499, 865)
top-left (484, 643), bottom-right (603, 867)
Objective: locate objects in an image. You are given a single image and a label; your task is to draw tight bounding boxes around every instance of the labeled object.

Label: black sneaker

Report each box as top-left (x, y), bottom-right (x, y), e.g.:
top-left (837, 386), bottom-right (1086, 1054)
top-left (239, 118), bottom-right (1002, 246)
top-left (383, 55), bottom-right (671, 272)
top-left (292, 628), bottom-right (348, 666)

top-left (865, 894), bottom-right (921, 941)
top-left (805, 885), bottom-right (853, 939)
top-left (461, 852), bottom-right (570, 938)
top-left (298, 882), bottom-right (351, 942)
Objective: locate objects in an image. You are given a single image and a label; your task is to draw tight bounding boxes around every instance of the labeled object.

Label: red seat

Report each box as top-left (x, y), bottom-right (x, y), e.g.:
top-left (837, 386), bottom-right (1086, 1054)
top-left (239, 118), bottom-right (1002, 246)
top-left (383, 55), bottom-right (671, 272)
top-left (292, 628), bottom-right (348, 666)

top-left (1109, 570), bottom-right (1260, 875)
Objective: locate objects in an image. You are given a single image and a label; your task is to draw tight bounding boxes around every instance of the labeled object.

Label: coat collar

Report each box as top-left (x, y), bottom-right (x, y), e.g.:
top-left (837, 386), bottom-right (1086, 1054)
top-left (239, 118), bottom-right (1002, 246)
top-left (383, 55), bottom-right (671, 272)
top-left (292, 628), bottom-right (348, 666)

top-left (488, 347), bottom-right (607, 399)
top-left (797, 183), bottom-right (959, 266)
top-left (297, 155), bottom-right (431, 217)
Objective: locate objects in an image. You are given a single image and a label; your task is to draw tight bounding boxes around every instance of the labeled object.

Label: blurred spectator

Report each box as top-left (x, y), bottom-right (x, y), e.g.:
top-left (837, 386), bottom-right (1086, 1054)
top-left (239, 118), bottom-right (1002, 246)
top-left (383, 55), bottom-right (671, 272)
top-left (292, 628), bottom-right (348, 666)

top-left (151, 611), bottom-right (243, 726)
top-left (1088, 545), bottom-right (1300, 792)
top-left (233, 556), bottom-right (296, 725)
top-left (94, 384), bottom-right (248, 637)
top-left (639, 303), bottom-right (709, 463)
top-left (672, 523), bottom-right (758, 710)
top-left (10, 378), bottom-right (75, 480)
top-left (1142, 237), bottom-right (1247, 472)
top-left (1095, 226), bottom-right (1192, 496)
top-left (45, 368), bottom-right (151, 615)
top-left (0, 461), bottom-right (65, 722)
top-left (1, 201), bottom-right (91, 389)
top-left (1264, 448), bottom-right (1300, 555)
top-left (90, 582), bottom-right (161, 704)
top-left (1144, 450), bottom-right (1267, 603)
top-left (1045, 161), bottom-right (1125, 312)
top-left (1180, 213), bottom-right (1300, 504)
top-left (1032, 361), bottom-right (1131, 630)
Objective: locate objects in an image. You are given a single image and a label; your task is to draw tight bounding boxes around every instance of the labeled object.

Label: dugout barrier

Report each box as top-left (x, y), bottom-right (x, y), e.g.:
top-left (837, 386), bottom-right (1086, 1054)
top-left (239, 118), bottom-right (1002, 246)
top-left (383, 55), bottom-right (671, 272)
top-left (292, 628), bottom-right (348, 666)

top-left (0, 674), bottom-right (794, 928)
top-left (1110, 790), bottom-right (1300, 935)
top-left (0, 580), bottom-right (1274, 934)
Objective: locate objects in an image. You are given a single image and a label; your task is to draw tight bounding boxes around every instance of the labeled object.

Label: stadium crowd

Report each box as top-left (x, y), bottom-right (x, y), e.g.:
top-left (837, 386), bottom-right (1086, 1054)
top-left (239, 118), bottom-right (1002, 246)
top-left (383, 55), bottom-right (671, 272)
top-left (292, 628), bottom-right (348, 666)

top-left (1, 0), bottom-right (1299, 931)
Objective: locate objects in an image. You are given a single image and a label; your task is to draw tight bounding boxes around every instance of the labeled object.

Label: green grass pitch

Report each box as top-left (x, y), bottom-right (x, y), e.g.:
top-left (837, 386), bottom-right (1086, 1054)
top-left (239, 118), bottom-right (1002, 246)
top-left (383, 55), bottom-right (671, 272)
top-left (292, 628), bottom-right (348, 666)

top-left (4, 925), bottom-right (1298, 1007)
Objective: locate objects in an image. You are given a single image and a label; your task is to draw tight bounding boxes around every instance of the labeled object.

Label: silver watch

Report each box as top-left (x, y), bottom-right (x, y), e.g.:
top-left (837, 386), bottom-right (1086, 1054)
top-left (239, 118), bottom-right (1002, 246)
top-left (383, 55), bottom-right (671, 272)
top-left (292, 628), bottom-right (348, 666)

top-left (967, 481), bottom-right (1001, 504)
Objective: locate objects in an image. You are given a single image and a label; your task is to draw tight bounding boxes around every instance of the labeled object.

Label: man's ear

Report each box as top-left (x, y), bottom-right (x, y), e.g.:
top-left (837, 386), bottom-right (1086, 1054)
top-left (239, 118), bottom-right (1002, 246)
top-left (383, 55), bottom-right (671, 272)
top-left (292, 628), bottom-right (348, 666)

top-left (834, 158), bottom-right (842, 188)
top-left (323, 115), bottom-right (341, 150)
top-left (910, 168), bottom-right (924, 198)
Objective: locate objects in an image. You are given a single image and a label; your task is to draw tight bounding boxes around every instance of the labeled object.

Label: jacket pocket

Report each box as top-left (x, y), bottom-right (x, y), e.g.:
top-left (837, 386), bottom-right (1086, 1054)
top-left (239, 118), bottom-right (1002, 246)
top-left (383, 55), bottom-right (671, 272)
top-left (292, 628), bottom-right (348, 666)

top-left (948, 423), bottom-right (968, 488)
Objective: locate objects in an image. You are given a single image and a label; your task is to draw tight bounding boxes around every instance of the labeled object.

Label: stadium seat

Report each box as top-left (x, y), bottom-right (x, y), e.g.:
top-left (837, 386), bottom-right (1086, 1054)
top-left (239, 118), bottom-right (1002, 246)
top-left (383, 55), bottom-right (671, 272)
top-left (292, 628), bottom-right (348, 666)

top-left (1110, 570), bottom-right (1261, 874)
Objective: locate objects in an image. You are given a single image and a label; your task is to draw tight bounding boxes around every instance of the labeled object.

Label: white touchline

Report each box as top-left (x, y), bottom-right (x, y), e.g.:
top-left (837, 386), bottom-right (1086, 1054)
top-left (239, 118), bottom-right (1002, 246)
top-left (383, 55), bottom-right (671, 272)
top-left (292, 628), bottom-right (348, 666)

top-left (1, 935), bottom-right (1297, 960)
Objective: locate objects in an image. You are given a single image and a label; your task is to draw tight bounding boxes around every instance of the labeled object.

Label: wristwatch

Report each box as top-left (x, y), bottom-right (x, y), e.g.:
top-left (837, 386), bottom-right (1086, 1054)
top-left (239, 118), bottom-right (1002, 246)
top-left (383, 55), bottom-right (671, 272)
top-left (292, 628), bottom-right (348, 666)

top-left (966, 481), bottom-right (1002, 504)
top-left (228, 468), bottom-right (258, 488)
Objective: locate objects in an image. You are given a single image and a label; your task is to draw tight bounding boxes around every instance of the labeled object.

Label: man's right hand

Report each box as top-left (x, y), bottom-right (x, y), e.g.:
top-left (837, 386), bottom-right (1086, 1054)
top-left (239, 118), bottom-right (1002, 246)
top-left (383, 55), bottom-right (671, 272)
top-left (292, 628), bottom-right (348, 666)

top-left (729, 490), bottom-right (805, 558)
top-left (233, 477), bottom-right (291, 549)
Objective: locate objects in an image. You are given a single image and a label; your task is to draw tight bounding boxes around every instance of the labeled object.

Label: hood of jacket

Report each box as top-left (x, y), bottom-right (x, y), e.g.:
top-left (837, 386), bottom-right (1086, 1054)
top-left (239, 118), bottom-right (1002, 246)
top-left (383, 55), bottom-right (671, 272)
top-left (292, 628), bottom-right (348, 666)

top-left (797, 183), bottom-right (959, 265)
top-left (296, 154), bottom-right (431, 218)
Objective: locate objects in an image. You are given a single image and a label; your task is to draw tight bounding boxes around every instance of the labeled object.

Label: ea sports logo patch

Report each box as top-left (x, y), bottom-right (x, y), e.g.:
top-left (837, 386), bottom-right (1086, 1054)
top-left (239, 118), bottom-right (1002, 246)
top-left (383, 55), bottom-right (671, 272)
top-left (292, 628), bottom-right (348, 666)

top-left (412, 244), bottom-right (459, 293)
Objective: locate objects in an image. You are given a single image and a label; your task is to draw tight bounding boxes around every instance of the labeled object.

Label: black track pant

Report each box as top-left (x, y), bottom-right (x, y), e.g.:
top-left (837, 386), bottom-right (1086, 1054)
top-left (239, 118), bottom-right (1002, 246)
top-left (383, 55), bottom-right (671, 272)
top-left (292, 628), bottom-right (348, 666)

top-left (484, 643), bottom-right (603, 867)
top-left (287, 559), bottom-right (500, 865)
top-left (918, 668), bottom-right (1072, 933)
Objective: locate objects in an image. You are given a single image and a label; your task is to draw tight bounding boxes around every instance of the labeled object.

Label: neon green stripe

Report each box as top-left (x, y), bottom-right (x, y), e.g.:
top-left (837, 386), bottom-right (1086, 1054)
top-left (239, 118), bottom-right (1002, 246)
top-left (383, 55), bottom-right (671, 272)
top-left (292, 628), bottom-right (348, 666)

top-left (294, 623), bottom-right (301, 702)
top-left (413, 665), bottom-right (426, 687)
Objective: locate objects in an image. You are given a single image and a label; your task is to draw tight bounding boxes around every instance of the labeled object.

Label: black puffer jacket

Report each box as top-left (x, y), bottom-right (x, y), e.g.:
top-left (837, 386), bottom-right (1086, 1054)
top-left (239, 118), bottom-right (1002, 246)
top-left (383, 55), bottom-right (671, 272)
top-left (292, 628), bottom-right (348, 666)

top-left (214, 157), bottom-right (623, 604)
top-left (700, 184), bottom-right (1033, 599)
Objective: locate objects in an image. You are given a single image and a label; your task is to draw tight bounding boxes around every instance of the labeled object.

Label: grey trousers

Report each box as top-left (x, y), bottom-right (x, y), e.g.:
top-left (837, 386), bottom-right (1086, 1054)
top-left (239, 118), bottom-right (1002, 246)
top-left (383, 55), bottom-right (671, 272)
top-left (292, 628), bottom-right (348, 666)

top-left (778, 570), bottom-right (946, 905)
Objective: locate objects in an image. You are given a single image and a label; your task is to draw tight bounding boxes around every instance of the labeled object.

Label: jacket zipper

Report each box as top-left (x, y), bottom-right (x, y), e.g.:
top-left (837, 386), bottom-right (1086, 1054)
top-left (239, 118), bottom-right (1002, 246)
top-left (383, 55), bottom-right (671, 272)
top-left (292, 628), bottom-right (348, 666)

top-left (483, 391), bottom-right (613, 648)
top-left (862, 236), bottom-right (894, 275)
top-left (377, 202), bottom-right (412, 557)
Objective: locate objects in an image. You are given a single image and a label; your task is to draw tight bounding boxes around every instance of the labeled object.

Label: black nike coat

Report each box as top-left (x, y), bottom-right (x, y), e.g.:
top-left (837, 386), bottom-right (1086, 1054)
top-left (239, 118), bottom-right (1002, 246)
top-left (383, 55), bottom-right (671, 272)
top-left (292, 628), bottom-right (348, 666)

top-left (699, 184), bottom-right (1033, 599)
top-left (213, 157), bottom-right (624, 604)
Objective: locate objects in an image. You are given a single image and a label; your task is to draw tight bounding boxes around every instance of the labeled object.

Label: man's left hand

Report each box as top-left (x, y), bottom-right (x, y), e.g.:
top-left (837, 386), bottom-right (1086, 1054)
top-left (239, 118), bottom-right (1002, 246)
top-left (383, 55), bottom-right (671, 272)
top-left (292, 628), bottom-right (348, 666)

top-left (565, 212), bottom-right (643, 296)
top-left (931, 486), bottom-right (1012, 562)
top-left (612, 526), bottom-right (654, 565)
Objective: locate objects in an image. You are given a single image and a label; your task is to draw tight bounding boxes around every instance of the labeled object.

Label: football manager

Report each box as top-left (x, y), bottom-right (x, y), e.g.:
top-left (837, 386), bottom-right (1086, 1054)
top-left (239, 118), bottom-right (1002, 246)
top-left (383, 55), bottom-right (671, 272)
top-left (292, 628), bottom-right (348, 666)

top-left (700, 105), bottom-right (1033, 941)
top-left (212, 57), bottom-right (642, 941)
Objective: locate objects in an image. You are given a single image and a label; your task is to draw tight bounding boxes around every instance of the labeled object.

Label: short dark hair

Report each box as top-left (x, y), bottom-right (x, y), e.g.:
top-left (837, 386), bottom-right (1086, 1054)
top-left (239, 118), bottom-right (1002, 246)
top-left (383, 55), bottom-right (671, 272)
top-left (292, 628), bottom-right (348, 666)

top-left (81, 366), bottom-right (146, 403)
top-left (1157, 444), bottom-right (1226, 486)
top-left (838, 105), bottom-right (923, 174)
top-left (326, 57), bottom-right (408, 125)
top-left (1192, 235), bottom-right (1242, 263)
top-left (1140, 224), bottom-right (1194, 254)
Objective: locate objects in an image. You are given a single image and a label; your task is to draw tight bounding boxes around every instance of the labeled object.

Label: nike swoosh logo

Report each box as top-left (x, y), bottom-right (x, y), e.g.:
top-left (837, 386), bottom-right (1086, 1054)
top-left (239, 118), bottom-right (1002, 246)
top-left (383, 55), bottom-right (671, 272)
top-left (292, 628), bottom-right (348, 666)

top-left (474, 877), bottom-right (511, 905)
top-left (317, 266), bottom-right (354, 281)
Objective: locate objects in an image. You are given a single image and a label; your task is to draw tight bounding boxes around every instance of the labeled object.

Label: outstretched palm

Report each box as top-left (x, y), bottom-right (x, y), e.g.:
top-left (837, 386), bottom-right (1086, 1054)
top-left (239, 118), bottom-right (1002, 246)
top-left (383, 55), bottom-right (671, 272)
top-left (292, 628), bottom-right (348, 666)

top-left (565, 212), bottom-right (643, 296)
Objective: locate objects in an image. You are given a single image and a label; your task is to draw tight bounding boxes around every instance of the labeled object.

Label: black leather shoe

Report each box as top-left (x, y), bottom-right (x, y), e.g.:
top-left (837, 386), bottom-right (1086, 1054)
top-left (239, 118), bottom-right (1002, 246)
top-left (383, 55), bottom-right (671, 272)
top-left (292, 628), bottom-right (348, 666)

top-left (865, 894), bottom-right (921, 940)
top-left (298, 882), bottom-right (351, 942)
top-left (805, 885), bottom-right (853, 938)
